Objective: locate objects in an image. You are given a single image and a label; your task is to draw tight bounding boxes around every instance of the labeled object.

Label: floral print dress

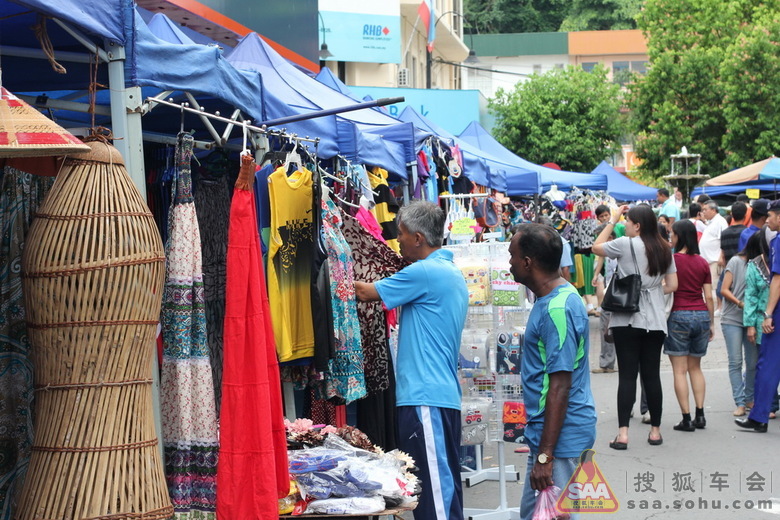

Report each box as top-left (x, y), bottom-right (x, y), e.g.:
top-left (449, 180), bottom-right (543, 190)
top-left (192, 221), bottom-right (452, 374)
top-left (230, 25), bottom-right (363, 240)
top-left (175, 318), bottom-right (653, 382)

top-left (160, 134), bottom-right (219, 520)
top-left (316, 196), bottom-right (366, 404)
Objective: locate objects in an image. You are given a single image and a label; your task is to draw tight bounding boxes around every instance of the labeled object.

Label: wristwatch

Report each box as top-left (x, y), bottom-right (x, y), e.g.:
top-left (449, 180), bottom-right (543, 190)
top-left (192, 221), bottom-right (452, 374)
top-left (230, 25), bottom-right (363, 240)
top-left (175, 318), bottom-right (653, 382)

top-left (537, 453), bottom-right (554, 464)
top-left (763, 311), bottom-right (773, 320)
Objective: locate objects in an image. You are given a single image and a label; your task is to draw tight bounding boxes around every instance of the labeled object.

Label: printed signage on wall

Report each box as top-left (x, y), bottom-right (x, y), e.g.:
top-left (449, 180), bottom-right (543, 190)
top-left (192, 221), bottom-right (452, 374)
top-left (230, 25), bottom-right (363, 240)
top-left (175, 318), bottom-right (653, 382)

top-left (319, 0), bottom-right (400, 63)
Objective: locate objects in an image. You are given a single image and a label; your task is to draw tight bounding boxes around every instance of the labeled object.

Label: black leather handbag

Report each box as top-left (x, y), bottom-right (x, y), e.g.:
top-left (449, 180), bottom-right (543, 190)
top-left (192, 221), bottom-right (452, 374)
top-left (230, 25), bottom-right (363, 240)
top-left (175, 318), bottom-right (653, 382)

top-left (601, 239), bottom-right (642, 313)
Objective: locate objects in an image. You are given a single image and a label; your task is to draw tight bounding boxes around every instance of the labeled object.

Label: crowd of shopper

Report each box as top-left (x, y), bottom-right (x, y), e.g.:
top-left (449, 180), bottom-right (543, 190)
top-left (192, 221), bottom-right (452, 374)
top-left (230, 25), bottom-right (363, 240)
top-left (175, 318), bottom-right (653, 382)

top-left (581, 192), bottom-right (780, 449)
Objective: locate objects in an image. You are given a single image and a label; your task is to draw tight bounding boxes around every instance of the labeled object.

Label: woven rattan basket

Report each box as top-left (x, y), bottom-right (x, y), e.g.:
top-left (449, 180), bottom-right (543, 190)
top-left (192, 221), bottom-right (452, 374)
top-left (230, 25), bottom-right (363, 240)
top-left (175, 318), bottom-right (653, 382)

top-left (18, 140), bottom-right (172, 520)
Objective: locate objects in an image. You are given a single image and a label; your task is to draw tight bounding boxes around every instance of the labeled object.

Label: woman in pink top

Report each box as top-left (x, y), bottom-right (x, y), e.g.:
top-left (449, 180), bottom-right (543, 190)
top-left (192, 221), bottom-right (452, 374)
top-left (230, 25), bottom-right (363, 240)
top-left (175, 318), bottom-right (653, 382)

top-left (665, 220), bottom-right (715, 432)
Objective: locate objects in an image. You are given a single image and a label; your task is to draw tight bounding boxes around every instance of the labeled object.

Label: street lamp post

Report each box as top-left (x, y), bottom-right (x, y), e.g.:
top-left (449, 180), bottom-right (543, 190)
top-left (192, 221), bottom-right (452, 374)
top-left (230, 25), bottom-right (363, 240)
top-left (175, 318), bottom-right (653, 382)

top-left (426, 10), bottom-right (478, 89)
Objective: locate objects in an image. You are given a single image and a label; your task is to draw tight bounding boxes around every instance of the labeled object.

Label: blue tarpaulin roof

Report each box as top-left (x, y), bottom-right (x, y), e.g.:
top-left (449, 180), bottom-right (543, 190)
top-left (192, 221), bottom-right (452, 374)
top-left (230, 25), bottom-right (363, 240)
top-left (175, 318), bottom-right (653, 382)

top-left (455, 121), bottom-right (608, 194)
top-left (692, 179), bottom-right (780, 198)
top-left (227, 33), bottom-right (412, 179)
top-left (146, 13), bottom-right (196, 45)
top-left (314, 66), bottom-right (432, 152)
top-left (591, 161), bottom-right (658, 202)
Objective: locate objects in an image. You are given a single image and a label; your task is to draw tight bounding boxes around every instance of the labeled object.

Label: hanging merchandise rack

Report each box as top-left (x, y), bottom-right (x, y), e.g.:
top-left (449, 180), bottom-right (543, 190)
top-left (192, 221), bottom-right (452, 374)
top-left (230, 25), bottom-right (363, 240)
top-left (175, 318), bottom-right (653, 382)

top-left (448, 242), bottom-right (528, 520)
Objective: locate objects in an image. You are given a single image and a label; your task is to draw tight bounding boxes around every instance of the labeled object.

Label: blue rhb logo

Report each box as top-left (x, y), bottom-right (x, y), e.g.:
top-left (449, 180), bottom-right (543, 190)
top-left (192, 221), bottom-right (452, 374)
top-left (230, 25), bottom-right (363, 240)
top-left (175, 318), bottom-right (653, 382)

top-left (363, 25), bottom-right (390, 36)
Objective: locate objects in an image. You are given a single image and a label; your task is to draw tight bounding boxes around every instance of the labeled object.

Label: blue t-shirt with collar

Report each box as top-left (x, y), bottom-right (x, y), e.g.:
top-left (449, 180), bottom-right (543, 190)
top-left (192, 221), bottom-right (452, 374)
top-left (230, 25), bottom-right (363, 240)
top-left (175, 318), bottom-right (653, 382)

top-left (660, 198), bottom-right (681, 220)
top-left (375, 248), bottom-right (468, 410)
top-left (522, 283), bottom-right (597, 458)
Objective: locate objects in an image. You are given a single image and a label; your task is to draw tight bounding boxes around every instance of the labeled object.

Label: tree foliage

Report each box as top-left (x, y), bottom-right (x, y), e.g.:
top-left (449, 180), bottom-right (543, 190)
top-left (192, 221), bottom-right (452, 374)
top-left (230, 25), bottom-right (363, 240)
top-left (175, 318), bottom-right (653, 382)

top-left (630, 0), bottom-right (780, 178)
top-left (464, 0), bottom-right (568, 34)
top-left (489, 65), bottom-right (624, 172)
top-left (464, 0), bottom-right (641, 33)
top-left (559, 0), bottom-right (642, 31)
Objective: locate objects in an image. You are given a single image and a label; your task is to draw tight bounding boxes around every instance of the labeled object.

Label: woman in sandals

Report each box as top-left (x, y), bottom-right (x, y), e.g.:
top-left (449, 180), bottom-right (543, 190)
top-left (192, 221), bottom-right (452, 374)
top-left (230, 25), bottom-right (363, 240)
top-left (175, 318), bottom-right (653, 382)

top-left (665, 220), bottom-right (714, 432)
top-left (593, 204), bottom-right (677, 450)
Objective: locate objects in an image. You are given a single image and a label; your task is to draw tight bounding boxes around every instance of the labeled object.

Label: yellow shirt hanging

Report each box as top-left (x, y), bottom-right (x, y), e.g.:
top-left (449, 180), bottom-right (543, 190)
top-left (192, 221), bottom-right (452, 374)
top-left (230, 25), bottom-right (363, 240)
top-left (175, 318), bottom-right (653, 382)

top-left (267, 166), bottom-right (315, 361)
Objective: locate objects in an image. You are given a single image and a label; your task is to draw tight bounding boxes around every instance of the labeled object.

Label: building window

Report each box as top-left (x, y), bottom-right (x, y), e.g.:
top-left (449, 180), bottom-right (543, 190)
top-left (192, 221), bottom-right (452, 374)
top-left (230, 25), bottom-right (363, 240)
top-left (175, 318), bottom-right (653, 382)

top-left (533, 64), bottom-right (542, 74)
top-left (631, 60), bottom-right (648, 75)
top-left (581, 62), bottom-right (597, 72)
top-left (554, 63), bottom-right (564, 69)
top-left (612, 61), bottom-right (631, 85)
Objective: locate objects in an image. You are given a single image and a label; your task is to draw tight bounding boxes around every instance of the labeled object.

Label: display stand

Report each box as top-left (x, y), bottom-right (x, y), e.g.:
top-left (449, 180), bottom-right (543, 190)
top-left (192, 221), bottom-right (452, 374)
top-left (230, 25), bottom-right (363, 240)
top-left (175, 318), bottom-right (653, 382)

top-left (448, 243), bottom-right (528, 520)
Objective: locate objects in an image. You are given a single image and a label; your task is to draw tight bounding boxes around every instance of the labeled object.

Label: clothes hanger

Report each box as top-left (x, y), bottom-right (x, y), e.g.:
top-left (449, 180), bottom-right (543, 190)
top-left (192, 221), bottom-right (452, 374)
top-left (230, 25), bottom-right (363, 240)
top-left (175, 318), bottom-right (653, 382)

top-left (283, 136), bottom-right (302, 173)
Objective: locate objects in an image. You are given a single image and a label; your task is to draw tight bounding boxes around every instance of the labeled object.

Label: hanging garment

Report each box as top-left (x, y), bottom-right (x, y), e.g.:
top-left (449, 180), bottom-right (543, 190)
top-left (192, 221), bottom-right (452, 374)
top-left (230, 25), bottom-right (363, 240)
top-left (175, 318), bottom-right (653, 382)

top-left (252, 163), bottom-right (275, 257)
top-left (341, 213), bottom-right (408, 393)
top-left (267, 166), bottom-right (316, 362)
top-left (311, 181), bottom-right (336, 373)
top-left (217, 156), bottom-right (289, 519)
top-left (160, 134), bottom-right (220, 520)
top-left (315, 196), bottom-right (366, 404)
top-left (193, 170), bottom-right (231, 416)
top-left (354, 206), bottom-right (385, 244)
top-left (368, 167), bottom-right (400, 253)
top-left (0, 166), bottom-right (53, 520)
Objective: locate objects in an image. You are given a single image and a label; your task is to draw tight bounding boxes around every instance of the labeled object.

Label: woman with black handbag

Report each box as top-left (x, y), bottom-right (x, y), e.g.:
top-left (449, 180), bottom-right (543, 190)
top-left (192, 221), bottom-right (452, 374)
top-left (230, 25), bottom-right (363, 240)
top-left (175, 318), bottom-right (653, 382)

top-left (593, 204), bottom-right (677, 450)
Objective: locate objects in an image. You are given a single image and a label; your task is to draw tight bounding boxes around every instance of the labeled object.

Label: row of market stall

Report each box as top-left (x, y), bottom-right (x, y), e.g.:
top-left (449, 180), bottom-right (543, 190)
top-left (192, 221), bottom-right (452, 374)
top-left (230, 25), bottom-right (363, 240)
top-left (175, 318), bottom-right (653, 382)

top-left (0, 0), bottom-right (660, 203)
top-left (0, 1), bottom-right (664, 519)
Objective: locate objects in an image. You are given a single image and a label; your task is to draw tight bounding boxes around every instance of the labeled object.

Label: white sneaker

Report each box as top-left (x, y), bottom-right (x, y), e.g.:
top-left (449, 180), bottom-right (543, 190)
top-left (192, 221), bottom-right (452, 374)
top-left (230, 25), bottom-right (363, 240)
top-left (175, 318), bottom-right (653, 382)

top-left (642, 412), bottom-right (652, 424)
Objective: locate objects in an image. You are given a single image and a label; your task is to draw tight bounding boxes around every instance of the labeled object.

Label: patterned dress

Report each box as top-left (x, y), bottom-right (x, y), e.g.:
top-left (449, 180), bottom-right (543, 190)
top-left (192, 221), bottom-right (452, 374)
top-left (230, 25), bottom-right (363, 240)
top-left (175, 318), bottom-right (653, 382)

top-left (340, 213), bottom-right (408, 393)
top-left (160, 134), bottom-right (219, 520)
top-left (0, 167), bottom-right (53, 520)
top-left (317, 197), bottom-right (366, 404)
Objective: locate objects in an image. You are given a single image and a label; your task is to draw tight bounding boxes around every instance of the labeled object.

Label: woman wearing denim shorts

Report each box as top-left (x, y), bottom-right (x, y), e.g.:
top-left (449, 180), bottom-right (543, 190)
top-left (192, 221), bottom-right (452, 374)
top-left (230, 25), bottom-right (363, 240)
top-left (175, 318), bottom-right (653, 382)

top-left (665, 220), bottom-right (715, 432)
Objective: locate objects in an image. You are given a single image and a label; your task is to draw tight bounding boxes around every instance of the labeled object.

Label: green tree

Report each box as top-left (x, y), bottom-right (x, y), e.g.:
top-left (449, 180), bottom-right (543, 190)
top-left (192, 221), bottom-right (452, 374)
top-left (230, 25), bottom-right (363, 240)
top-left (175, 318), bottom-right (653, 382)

top-left (720, 12), bottom-right (780, 169)
top-left (630, 0), bottom-right (780, 178)
top-left (489, 65), bottom-right (624, 172)
top-left (559, 0), bottom-right (642, 31)
top-left (464, 0), bottom-right (568, 34)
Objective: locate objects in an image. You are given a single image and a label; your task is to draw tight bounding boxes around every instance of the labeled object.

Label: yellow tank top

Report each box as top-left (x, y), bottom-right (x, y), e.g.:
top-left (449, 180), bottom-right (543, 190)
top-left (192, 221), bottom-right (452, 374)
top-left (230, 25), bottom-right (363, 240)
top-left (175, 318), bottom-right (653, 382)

top-left (267, 166), bottom-right (315, 361)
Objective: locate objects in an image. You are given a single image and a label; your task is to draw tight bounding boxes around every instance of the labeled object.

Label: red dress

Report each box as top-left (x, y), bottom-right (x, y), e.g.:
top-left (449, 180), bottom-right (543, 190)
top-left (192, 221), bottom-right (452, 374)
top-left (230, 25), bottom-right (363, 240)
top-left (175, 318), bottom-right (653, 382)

top-left (217, 160), bottom-right (289, 519)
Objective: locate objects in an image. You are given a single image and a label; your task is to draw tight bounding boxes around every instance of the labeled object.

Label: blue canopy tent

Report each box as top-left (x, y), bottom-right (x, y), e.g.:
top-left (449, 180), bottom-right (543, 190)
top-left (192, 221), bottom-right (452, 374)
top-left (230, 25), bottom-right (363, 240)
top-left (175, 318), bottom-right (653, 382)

top-left (315, 68), bottom-right (435, 152)
top-left (398, 107), bottom-right (538, 191)
top-left (455, 121), bottom-right (607, 194)
top-left (591, 161), bottom-right (658, 202)
top-left (226, 33), bottom-right (414, 180)
top-left (0, 0), bottom-right (272, 189)
top-left (691, 179), bottom-right (780, 198)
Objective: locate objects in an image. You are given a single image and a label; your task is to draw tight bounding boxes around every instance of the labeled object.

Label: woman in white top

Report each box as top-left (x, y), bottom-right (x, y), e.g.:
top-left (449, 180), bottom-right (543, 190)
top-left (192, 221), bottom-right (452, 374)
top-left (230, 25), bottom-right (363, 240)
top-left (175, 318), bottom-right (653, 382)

top-left (593, 204), bottom-right (678, 450)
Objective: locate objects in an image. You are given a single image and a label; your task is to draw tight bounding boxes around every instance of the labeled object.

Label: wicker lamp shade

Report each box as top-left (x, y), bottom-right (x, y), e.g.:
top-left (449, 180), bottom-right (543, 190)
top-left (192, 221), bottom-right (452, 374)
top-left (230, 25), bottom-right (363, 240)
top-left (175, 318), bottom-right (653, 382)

top-left (0, 86), bottom-right (90, 157)
top-left (18, 141), bottom-right (172, 520)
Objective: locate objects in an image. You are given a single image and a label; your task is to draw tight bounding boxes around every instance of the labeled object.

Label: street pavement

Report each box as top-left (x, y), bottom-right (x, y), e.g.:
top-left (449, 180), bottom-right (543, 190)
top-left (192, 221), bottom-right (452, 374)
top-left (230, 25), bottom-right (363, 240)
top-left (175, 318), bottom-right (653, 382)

top-left (458, 314), bottom-right (780, 519)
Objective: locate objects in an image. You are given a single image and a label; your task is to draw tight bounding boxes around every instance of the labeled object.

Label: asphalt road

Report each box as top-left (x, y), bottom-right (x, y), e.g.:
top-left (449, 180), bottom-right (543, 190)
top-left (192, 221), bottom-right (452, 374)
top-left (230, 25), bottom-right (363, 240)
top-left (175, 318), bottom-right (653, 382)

top-left (459, 314), bottom-right (780, 520)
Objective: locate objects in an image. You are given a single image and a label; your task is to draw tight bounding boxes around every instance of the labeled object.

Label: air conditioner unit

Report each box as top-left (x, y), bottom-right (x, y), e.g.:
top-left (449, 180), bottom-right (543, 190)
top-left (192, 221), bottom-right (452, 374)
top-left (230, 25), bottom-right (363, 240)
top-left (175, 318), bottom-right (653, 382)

top-left (398, 68), bottom-right (410, 87)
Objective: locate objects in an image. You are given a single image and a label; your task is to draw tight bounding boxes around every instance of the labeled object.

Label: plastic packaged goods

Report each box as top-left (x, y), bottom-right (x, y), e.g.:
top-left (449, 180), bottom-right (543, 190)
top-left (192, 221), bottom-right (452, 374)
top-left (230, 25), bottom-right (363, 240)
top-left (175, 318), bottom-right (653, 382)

top-left (304, 496), bottom-right (386, 515)
top-left (288, 434), bottom-right (419, 514)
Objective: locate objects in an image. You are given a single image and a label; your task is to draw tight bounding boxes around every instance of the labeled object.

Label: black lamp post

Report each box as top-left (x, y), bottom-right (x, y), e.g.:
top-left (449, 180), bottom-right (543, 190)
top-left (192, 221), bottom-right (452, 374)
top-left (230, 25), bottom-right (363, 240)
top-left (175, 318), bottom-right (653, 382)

top-left (318, 12), bottom-right (333, 60)
top-left (426, 11), bottom-right (479, 89)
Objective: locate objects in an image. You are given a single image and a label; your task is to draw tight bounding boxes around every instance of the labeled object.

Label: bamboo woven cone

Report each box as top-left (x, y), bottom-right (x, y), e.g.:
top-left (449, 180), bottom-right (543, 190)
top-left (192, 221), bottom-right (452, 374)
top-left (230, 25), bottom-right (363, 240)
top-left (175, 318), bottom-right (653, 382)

top-left (17, 140), bottom-right (172, 520)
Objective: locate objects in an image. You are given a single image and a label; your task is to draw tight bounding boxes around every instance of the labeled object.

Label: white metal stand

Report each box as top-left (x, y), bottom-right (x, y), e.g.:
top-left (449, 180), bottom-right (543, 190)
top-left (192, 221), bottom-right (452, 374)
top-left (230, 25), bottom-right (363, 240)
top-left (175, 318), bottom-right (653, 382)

top-left (461, 443), bottom-right (520, 487)
top-left (450, 243), bottom-right (527, 520)
top-left (462, 441), bottom-right (521, 520)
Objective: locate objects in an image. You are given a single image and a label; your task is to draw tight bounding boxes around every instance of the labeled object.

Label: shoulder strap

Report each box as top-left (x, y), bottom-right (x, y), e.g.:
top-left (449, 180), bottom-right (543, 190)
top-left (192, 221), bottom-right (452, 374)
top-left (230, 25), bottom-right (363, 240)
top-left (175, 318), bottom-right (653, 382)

top-left (629, 238), bottom-right (640, 275)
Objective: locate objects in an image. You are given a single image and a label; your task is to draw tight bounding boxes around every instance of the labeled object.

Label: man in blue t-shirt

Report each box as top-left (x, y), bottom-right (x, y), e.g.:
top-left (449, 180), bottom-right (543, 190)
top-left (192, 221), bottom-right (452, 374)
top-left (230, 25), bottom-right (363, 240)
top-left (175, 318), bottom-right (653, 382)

top-left (738, 200), bottom-right (780, 432)
top-left (657, 188), bottom-right (681, 224)
top-left (738, 198), bottom-right (769, 253)
top-left (355, 201), bottom-right (468, 520)
top-left (508, 223), bottom-right (597, 520)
